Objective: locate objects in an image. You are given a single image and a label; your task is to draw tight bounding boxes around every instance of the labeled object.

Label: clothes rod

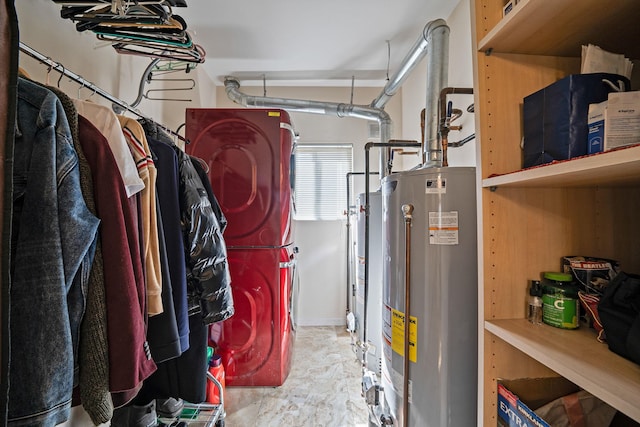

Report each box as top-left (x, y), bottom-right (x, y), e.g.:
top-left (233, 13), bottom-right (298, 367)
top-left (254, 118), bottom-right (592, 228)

top-left (18, 42), bottom-right (188, 144)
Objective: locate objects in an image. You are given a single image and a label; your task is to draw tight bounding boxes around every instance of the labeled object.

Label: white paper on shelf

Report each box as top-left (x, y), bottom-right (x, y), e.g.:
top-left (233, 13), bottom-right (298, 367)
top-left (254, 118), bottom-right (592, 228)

top-left (581, 44), bottom-right (633, 79)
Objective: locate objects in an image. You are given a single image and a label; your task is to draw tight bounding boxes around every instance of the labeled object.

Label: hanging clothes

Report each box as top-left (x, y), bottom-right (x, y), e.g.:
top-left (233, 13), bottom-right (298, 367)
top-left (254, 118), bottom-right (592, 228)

top-left (139, 119), bottom-right (190, 353)
top-left (9, 77), bottom-right (100, 426)
top-left (1, 3), bottom-right (18, 425)
top-left (24, 78), bottom-right (112, 425)
top-left (127, 122), bottom-right (233, 405)
top-left (147, 202), bottom-right (182, 362)
top-left (72, 99), bottom-right (144, 198)
top-left (140, 118), bottom-right (234, 325)
top-left (118, 115), bottom-right (164, 316)
top-left (173, 145), bottom-right (234, 324)
top-left (189, 154), bottom-right (234, 323)
top-left (77, 114), bottom-right (159, 408)
top-left (147, 136), bottom-right (190, 358)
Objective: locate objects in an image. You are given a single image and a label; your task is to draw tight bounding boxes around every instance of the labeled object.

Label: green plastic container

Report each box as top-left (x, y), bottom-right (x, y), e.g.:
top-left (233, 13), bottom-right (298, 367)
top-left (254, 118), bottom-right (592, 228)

top-left (541, 271), bottom-right (579, 329)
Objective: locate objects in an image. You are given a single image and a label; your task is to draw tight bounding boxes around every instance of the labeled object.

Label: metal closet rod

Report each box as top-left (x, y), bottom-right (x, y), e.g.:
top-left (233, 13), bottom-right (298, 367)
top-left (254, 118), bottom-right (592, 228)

top-left (18, 42), bottom-right (188, 144)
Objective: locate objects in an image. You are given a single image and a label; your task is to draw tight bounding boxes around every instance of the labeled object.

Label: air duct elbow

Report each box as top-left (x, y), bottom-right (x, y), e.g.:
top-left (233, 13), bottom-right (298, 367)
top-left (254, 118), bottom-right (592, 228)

top-left (370, 18), bottom-right (449, 110)
top-left (224, 76), bottom-right (247, 106)
top-left (422, 18), bottom-right (448, 40)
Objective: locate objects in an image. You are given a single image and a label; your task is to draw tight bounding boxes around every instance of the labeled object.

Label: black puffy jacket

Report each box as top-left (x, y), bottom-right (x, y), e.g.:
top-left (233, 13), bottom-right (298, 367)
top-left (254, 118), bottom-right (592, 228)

top-left (173, 146), bottom-right (234, 324)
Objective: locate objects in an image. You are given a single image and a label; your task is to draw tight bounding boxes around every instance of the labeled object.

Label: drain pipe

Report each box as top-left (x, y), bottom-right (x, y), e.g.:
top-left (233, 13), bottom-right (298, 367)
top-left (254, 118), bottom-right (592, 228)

top-left (225, 77), bottom-right (393, 177)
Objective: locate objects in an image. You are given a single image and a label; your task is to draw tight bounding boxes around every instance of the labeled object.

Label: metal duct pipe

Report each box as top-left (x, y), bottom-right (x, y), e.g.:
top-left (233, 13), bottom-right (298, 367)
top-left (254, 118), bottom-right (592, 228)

top-left (370, 19), bottom-right (448, 110)
top-left (225, 76), bottom-right (393, 176)
top-left (422, 19), bottom-right (450, 167)
top-left (224, 18), bottom-right (449, 175)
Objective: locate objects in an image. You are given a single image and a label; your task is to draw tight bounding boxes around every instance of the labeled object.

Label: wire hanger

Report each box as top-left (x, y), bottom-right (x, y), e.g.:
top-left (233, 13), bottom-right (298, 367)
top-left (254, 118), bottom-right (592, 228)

top-left (57, 65), bottom-right (65, 87)
top-left (18, 42), bottom-right (188, 144)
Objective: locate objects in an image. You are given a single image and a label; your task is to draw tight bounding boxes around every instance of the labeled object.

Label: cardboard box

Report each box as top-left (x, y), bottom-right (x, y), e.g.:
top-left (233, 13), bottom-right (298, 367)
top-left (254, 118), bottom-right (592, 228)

top-left (588, 101), bottom-right (606, 154)
top-left (497, 377), bottom-right (580, 427)
top-left (497, 378), bottom-right (638, 427)
top-left (604, 91), bottom-right (640, 151)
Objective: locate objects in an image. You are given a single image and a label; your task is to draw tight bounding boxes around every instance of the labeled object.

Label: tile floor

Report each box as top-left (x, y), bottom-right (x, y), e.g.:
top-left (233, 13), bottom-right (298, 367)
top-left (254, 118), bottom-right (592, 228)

top-left (221, 326), bottom-right (370, 427)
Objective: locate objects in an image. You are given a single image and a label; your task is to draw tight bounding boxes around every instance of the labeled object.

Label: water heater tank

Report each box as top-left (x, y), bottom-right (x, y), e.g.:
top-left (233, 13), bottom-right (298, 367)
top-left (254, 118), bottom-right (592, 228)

top-left (381, 167), bottom-right (477, 426)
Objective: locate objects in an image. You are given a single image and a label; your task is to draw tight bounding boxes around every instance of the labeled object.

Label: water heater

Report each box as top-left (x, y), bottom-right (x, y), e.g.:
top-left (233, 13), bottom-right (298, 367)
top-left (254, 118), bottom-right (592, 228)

top-left (380, 167), bottom-right (477, 426)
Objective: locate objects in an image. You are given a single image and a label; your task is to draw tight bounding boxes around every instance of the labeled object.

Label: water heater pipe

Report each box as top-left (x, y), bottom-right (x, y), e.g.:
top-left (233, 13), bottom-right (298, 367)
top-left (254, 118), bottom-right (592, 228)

top-left (345, 171), bottom-right (378, 321)
top-left (401, 203), bottom-right (414, 427)
top-left (371, 19), bottom-right (448, 111)
top-left (438, 87), bottom-right (473, 166)
top-left (422, 20), bottom-right (450, 167)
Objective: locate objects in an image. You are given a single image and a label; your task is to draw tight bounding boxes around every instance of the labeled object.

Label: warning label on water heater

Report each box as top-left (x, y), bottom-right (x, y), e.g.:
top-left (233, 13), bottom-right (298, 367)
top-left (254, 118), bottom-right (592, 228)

top-left (425, 177), bottom-right (446, 194)
top-left (428, 211), bottom-right (459, 245)
top-left (391, 308), bottom-right (417, 363)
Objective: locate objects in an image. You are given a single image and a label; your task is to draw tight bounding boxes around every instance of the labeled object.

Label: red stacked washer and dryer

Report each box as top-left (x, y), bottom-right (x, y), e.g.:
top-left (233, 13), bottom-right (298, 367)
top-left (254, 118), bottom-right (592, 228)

top-left (185, 108), bottom-right (298, 387)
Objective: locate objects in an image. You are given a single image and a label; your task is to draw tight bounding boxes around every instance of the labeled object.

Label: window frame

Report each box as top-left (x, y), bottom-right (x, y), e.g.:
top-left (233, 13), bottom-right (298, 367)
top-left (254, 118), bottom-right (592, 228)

top-left (293, 143), bottom-right (353, 221)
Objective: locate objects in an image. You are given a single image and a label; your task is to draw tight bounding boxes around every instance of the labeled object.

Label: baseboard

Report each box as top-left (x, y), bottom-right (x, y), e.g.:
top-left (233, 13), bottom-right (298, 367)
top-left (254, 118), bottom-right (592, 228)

top-left (297, 317), bottom-right (346, 327)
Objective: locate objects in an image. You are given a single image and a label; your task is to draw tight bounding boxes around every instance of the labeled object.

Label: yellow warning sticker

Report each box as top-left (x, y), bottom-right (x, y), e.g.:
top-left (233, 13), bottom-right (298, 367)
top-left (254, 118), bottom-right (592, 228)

top-left (268, 111), bottom-right (281, 117)
top-left (391, 308), bottom-right (417, 363)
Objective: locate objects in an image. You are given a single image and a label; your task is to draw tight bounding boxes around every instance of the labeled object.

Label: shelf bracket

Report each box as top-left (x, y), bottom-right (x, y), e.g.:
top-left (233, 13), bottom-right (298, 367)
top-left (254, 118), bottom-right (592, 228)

top-left (489, 186), bottom-right (498, 192)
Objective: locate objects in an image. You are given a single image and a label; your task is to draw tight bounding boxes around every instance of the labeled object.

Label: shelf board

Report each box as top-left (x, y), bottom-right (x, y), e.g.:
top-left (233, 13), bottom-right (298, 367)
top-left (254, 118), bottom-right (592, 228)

top-left (478, 0), bottom-right (640, 58)
top-left (482, 145), bottom-right (640, 188)
top-left (486, 318), bottom-right (640, 422)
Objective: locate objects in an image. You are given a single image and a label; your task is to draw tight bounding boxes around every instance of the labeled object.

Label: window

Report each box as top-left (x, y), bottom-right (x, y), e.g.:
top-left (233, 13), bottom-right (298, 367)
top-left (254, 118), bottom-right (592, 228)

top-left (293, 144), bottom-right (353, 220)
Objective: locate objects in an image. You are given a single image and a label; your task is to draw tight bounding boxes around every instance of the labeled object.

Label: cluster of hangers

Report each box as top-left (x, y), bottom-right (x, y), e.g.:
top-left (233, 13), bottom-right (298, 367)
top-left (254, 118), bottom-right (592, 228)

top-left (51, 0), bottom-right (205, 64)
top-left (19, 42), bottom-right (189, 144)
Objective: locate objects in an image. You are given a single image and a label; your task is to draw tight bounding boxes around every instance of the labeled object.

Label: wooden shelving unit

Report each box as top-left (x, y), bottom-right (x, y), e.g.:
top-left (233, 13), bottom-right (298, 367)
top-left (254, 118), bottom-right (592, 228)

top-left (483, 144), bottom-right (640, 189)
top-left (471, 0), bottom-right (640, 425)
top-left (486, 319), bottom-right (640, 421)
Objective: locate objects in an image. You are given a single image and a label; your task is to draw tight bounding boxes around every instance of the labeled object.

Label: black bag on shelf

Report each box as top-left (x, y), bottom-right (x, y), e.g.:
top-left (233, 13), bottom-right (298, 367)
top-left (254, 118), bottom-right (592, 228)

top-left (598, 271), bottom-right (640, 365)
top-left (522, 73), bottom-right (631, 168)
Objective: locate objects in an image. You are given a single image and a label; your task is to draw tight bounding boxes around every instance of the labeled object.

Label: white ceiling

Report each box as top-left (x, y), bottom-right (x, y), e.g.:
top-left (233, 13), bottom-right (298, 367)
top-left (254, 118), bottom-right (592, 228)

top-left (178, 0), bottom-right (459, 87)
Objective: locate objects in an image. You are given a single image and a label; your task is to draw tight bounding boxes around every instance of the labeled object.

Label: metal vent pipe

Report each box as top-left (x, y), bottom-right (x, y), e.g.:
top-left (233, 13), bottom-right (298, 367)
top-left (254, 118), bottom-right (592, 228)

top-left (422, 20), bottom-right (449, 167)
top-left (224, 18), bottom-right (450, 177)
top-left (224, 77), bottom-right (392, 176)
top-left (370, 19), bottom-right (448, 111)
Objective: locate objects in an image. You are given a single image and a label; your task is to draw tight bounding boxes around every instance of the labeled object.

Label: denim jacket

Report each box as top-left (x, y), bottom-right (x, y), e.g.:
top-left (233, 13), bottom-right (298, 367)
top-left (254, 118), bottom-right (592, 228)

top-left (9, 78), bottom-right (100, 426)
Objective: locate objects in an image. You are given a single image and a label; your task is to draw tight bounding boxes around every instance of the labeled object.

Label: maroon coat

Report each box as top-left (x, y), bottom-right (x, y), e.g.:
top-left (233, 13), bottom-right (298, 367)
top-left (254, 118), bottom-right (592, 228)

top-left (78, 115), bottom-right (156, 406)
